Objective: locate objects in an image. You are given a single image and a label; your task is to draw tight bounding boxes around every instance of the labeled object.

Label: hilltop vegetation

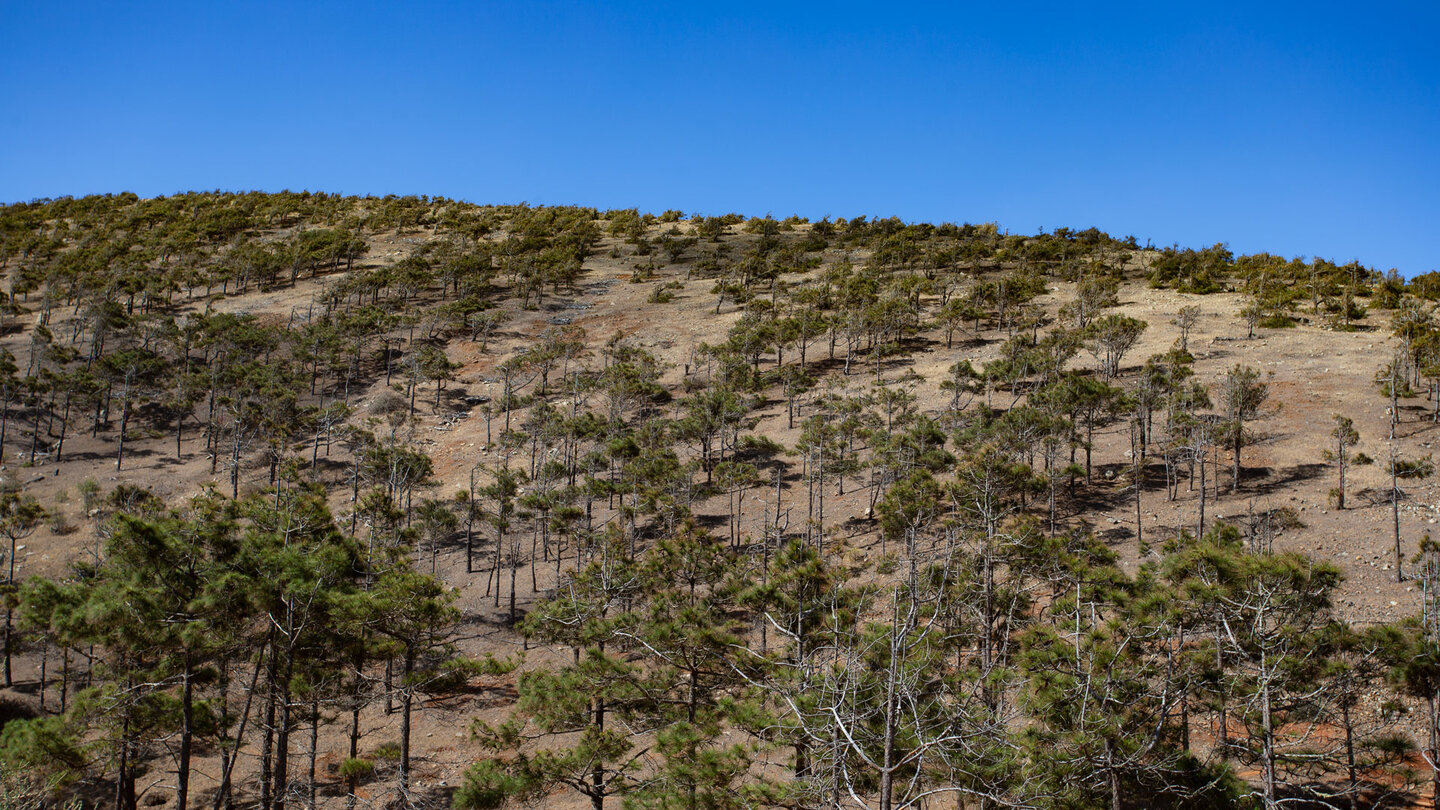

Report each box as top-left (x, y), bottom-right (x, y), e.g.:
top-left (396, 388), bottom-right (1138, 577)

top-left (1, 191), bottom-right (1440, 809)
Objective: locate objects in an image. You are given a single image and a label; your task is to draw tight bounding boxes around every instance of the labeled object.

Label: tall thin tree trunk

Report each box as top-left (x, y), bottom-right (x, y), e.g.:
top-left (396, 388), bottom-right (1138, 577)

top-left (308, 692), bottom-right (320, 810)
top-left (177, 659), bottom-right (194, 810)
top-left (274, 650), bottom-right (295, 810)
top-left (400, 650), bottom-right (415, 804)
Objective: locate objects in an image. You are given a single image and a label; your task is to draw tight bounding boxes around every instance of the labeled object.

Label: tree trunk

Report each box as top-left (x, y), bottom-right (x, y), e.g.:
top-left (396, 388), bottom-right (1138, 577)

top-left (116, 371), bottom-right (133, 471)
top-left (1197, 447), bottom-right (1207, 540)
top-left (1233, 429), bottom-right (1242, 492)
top-left (1261, 662), bottom-right (1276, 809)
top-left (1106, 737), bottom-right (1122, 810)
top-left (592, 682), bottom-right (606, 810)
top-left (274, 649), bottom-right (295, 810)
top-left (215, 646), bottom-right (265, 810)
top-left (0, 391), bottom-right (8, 462)
top-left (1342, 700), bottom-right (1358, 810)
top-left (308, 692), bottom-right (320, 810)
top-left (400, 649), bottom-right (416, 804)
top-left (1431, 692), bottom-right (1440, 809)
top-left (177, 658), bottom-right (194, 810)
top-left (1393, 442), bottom-right (1405, 581)
top-left (259, 644), bottom-right (278, 810)
top-left (3, 534), bottom-right (13, 686)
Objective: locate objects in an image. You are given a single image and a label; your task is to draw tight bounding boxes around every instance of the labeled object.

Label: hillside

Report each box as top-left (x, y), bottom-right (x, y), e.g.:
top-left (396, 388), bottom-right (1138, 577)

top-left (1, 192), bottom-right (1438, 810)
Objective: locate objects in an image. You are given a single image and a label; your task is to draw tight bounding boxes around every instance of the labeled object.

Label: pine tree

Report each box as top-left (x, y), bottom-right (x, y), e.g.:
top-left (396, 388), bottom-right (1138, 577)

top-left (1326, 415), bottom-right (1362, 509)
top-left (362, 568), bottom-right (461, 804)
top-left (0, 485), bottom-right (46, 687)
top-left (471, 531), bottom-right (650, 810)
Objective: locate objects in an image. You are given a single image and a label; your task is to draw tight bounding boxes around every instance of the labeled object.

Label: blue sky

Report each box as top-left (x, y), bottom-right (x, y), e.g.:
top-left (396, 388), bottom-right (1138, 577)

top-left (2, 2), bottom-right (1436, 274)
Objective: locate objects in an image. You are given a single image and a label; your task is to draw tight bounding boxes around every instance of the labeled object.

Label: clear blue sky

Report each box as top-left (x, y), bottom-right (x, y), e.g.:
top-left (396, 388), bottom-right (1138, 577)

top-left (3, 2), bottom-right (1436, 274)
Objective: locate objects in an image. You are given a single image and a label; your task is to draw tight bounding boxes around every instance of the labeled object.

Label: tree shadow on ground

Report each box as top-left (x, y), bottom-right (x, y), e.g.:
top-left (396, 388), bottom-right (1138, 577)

top-left (1244, 462), bottom-right (1328, 497)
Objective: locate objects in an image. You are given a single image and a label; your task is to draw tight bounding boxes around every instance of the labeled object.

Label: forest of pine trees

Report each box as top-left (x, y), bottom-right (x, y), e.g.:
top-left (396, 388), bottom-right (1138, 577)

top-left (1, 192), bottom-right (1439, 809)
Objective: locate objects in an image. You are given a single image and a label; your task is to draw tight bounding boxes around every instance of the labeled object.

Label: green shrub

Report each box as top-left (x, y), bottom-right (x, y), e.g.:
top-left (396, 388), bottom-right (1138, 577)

top-left (339, 758), bottom-right (374, 782)
top-left (875, 552), bottom-right (899, 575)
top-left (453, 760), bottom-right (526, 810)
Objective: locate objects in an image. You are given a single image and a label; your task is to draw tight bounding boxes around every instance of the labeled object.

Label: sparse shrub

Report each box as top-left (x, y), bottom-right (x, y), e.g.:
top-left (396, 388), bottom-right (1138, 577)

top-left (338, 757), bottom-right (375, 782)
top-left (875, 552), bottom-right (899, 575)
top-left (47, 511), bottom-right (74, 536)
top-left (736, 434), bottom-right (785, 459)
top-left (0, 769), bottom-right (77, 810)
top-left (1270, 506), bottom-right (1305, 531)
top-left (743, 216), bottom-right (779, 235)
top-left (1372, 270), bottom-right (1405, 309)
top-left (796, 232), bottom-right (828, 252)
top-left (106, 484), bottom-right (162, 517)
